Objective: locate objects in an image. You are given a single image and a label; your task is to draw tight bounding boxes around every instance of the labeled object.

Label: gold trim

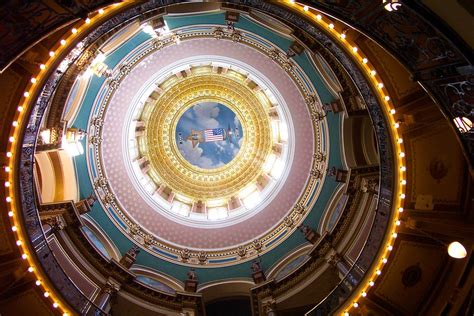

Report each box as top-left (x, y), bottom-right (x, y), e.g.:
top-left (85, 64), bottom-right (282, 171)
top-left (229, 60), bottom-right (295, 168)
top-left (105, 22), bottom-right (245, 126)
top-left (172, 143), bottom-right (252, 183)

top-left (142, 69), bottom-right (272, 200)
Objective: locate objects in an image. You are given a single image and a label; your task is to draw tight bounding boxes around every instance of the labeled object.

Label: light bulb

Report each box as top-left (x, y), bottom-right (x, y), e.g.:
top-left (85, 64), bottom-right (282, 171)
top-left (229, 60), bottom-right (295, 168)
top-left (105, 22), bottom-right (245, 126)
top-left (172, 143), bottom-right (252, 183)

top-left (447, 241), bottom-right (467, 259)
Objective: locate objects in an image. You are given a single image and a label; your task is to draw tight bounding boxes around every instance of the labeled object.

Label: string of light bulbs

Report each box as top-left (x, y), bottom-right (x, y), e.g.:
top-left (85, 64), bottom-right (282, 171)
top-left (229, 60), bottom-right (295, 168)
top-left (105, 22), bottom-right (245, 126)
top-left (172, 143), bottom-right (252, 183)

top-left (283, 2), bottom-right (406, 315)
top-left (4, 3), bottom-right (127, 315)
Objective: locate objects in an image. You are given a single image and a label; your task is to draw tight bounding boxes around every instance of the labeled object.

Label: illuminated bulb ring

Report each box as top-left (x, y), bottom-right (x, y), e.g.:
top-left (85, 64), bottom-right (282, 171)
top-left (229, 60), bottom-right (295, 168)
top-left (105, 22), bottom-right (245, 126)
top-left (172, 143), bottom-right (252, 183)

top-left (4, 5), bottom-right (123, 316)
top-left (286, 2), bottom-right (406, 313)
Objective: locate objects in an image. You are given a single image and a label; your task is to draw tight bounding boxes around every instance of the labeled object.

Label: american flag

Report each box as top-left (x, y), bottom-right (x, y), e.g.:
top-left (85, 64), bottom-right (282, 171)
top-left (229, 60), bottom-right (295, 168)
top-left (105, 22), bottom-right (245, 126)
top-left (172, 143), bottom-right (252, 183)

top-left (204, 128), bottom-right (224, 142)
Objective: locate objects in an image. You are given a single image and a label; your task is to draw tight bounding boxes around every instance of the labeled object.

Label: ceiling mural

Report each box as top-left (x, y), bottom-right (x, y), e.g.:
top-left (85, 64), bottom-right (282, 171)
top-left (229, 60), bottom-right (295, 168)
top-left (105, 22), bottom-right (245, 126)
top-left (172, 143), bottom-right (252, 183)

top-left (176, 102), bottom-right (244, 169)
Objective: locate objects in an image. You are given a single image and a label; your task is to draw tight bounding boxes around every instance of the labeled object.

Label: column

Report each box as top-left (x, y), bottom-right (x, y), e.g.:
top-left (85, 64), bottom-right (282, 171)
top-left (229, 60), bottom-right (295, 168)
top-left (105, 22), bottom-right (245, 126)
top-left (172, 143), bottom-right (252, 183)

top-left (263, 298), bottom-right (277, 316)
top-left (31, 217), bottom-right (64, 248)
top-left (94, 279), bottom-right (120, 315)
top-left (327, 252), bottom-right (358, 286)
top-left (119, 245), bottom-right (140, 269)
top-left (75, 193), bottom-right (97, 215)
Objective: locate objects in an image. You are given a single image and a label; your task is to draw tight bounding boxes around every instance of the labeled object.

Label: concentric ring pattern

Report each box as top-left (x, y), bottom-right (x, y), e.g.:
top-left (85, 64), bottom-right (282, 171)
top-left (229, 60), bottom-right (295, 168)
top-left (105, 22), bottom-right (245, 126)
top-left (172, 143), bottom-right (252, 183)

top-left (87, 26), bottom-right (328, 264)
top-left (143, 71), bottom-right (273, 199)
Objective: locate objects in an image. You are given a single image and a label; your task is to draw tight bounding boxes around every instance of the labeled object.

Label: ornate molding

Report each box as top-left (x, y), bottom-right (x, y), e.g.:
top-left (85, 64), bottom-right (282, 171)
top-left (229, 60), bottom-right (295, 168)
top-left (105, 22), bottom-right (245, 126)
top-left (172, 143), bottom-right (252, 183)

top-left (86, 27), bottom-right (328, 266)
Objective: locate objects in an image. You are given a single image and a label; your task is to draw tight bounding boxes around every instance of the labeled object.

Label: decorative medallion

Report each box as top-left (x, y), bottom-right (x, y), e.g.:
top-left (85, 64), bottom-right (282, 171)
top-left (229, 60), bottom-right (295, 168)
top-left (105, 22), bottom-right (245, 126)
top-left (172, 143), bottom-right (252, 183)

top-left (175, 102), bottom-right (244, 169)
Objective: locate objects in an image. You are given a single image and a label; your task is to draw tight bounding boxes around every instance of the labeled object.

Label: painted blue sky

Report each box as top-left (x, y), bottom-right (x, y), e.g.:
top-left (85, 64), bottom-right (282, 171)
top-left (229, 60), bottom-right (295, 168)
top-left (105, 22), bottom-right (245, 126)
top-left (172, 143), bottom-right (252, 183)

top-left (82, 226), bottom-right (110, 259)
top-left (176, 102), bottom-right (243, 169)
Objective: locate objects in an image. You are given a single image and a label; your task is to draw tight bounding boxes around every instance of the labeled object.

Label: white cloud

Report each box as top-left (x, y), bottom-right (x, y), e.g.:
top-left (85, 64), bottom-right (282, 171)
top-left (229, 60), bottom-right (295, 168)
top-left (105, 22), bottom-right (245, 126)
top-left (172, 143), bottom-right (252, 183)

top-left (214, 141), bottom-right (226, 153)
top-left (179, 140), bottom-right (222, 169)
top-left (180, 140), bottom-right (204, 165)
top-left (214, 161), bottom-right (225, 168)
top-left (233, 147), bottom-right (239, 156)
top-left (193, 102), bottom-right (220, 129)
top-left (234, 115), bottom-right (240, 128)
top-left (184, 110), bottom-right (194, 119)
top-left (179, 118), bottom-right (194, 133)
top-left (197, 156), bottom-right (214, 169)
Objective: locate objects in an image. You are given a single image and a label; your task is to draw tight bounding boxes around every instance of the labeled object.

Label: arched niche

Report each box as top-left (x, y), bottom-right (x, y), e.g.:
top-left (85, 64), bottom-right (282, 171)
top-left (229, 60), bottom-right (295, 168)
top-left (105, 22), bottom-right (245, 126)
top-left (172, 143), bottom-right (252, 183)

top-left (130, 265), bottom-right (184, 293)
top-left (81, 215), bottom-right (121, 261)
